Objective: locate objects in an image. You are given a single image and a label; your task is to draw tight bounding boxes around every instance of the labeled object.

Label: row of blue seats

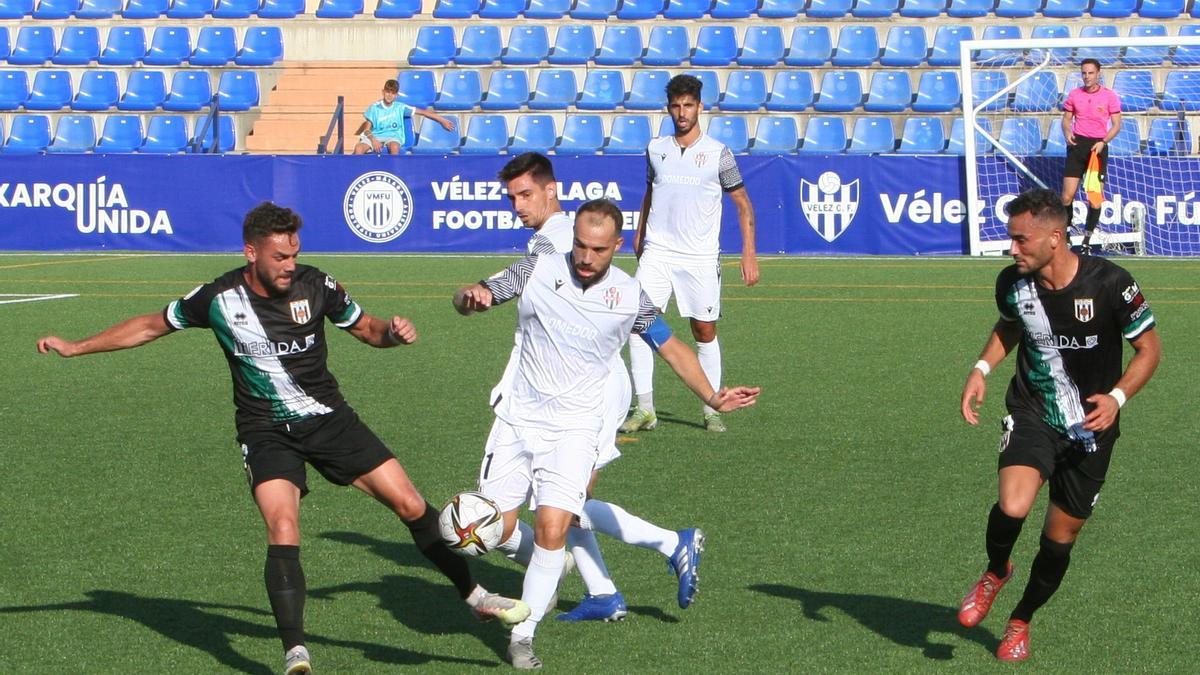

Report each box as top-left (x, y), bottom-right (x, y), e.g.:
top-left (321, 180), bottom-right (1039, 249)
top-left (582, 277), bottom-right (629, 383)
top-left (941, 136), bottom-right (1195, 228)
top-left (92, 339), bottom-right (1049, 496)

top-left (985, 115), bottom-right (1190, 155)
top-left (0, 26), bottom-right (283, 67)
top-left (0, 70), bottom-right (260, 111)
top-left (0, 0), bottom-right (309, 19)
top-left (980, 70), bottom-right (1200, 112)
top-left (0, 113), bottom-right (235, 153)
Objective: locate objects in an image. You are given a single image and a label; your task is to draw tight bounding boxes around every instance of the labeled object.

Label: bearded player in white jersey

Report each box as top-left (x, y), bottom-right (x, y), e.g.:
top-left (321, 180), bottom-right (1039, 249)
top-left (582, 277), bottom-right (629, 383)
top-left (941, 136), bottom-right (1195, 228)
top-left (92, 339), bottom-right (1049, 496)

top-left (453, 199), bottom-right (760, 669)
top-left (623, 74), bottom-right (759, 435)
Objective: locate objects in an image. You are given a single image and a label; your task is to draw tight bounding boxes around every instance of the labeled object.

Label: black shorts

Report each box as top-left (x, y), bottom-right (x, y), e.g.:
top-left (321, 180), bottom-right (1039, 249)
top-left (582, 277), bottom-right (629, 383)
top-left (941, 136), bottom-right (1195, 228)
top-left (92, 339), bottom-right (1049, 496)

top-left (238, 404), bottom-right (394, 496)
top-left (996, 409), bottom-right (1119, 519)
top-left (1064, 136), bottom-right (1107, 180)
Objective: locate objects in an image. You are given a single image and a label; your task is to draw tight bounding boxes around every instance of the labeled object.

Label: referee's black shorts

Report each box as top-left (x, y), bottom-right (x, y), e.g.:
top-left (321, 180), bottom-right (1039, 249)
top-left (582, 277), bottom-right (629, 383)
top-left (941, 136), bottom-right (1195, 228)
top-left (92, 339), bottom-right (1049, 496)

top-left (238, 404), bottom-right (394, 496)
top-left (1064, 135), bottom-right (1107, 180)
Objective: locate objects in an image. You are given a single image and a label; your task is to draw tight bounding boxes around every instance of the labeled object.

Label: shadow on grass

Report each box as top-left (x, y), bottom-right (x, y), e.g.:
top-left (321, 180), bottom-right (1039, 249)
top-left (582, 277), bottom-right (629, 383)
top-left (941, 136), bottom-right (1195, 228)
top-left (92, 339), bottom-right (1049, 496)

top-left (625, 604), bottom-right (681, 624)
top-left (651, 409), bottom-right (706, 431)
top-left (747, 584), bottom-right (999, 660)
top-left (0, 589), bottom-right (494, 671)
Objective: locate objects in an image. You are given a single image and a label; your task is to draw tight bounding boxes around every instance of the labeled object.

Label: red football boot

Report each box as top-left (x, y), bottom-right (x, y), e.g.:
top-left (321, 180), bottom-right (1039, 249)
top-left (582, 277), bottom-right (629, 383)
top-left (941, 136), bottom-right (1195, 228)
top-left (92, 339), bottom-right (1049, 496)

top-left (996, 619), bottom-right (1031, 662)
top-left (958, 560), bottom-right (1013, 628)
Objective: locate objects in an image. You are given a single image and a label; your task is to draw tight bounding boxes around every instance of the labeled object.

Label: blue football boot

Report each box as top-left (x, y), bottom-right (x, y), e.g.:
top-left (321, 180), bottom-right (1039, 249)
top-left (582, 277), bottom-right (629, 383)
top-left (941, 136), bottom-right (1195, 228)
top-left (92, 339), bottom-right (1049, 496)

top-left (555, 592), bottom-right (628, 622)
top-left (668, 528), bottom-right (705, 609)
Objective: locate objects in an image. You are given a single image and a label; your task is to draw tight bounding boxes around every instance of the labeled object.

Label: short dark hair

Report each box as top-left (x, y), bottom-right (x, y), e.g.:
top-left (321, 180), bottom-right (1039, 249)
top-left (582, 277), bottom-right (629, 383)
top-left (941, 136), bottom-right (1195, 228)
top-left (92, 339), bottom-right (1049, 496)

top-left (498, 152), bottom-right (556, 185)
top-left (383, 79), bottom-right (399, 92)
top-left (1004, 188), bottom-right (1070, 229)
top-left (576, 199), bottom-right (623, 236)
top-left (666, 74), bottom-right (702, 103)
top-left (1080, 58), bottom-right (1101, 71)
top-left (243, 202), bottom-right (303, 244)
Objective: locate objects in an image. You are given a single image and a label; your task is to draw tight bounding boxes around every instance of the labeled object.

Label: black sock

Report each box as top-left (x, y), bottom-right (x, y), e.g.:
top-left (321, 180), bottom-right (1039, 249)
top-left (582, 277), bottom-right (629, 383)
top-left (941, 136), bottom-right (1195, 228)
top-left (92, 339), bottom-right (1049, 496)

top-left (1081, 206), bottom-right (1101, 246)
top-left (406, 501), bottom-right (474, 599)
top-left (985, 503), bottom-right (1024, 578)
top-left (265, 544), bottom-right (305, 651)
top-left (1010, 534), bottom-right (1074, 623)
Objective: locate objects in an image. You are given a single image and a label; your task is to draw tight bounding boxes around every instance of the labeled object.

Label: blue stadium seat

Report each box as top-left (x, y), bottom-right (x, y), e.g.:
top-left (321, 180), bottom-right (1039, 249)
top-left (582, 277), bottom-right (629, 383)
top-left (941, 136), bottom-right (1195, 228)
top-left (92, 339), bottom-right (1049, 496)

top-left (738, 26), bottom-right (784, 66)
top-left (525, 0), bottom-right (569, 17)
top-left (848, 117), bottom-right (896, 154)
top-left (664, 0), bottom-right (707, 18)
top-left (432, 0), bottom-right (477, 17)
top-left (556, 114), bottom-right (603, 153)
top-left (1010, 71), bottom-right (1059, 112)
top-left (977, 25), bottom-right (1023, 66)
top-left (33, 0), bottom-right (78, 19)
top-left (928, 25), bottom-right (972, 67)
top-left (503, 26), bottom-right (550, 65)
top-left (1061, 70), bottom-right (1082, 94)
top-left (1161, 71), bottom-right (1200, 111)
top-left (766, 71), bottom-right (813, 111)
top-left (596, 25), bottom-right (643, 66)
top-left (72, 70), bottom-right (119, 111)
top-left (191, 26), bottom-right (237, 66)
top-left (1123, 25), bottom-right (1168, 66)
top-left (757, 0), bottom-right (801, 17)
top-left (1111, 70), bottom-right (1154, 112)
top-left (192, 114), bottom-right (236, 153)
top-left (898, 117), bottom-right (946, 153)
top-left (26, 70), bottom-right (72, 111)
top-left (1147, 118), bottom-right (1190, 155)
top-left (1107, 118), bottom-right (1141, 155)
top-left (691, 25), bottom-right (736, 66)
top-left (719, 70), bottom-right (766, 111)
top-left (0, 72), bottom-right (29, 110)
top-left (1076, 25), bottom-right (1119, 65)
top-left (972, 71), bottom-right (1009, 111)
top-left (434, 70), bottom-right (482, 111)
top-left (799, 116), bottom-right (847, 153)
top-left (119, 71), bottom-right (166, 111)
top-left (315, 0), bottom-right (362, 16)
top-left (376, 0), bottom-right (421, 16)
top-left (658, 116), bottom-right (675, 136)
top-left (122, 0), bottom-right (167, 16)
top-left (616, 0), bottom-right (662, 19)
top-left (0, 27), bottom-right (8, 61)
top-left (216, 71), bottom-right (258, 111)
top-left (1027, 25), bottom-right (1072, 65)
top-left (577, 70), bottom-right (624, 110)
top-left (994, 0), bottom-right (1037, 16)
top-left (605, 114), bottom-right (652, 154)
top-left (53, 27), bottom-right (100, 66)
top-left (998, 118), bottom-right (1043, 155)
top-left (708, 116), bottom-right (748, 153)
top-left (480, 0), bottom-right (523, 17)
top-left (213, 0), bottom-right (260, 17)
top-left (412, 114), bottom-right (460, 154)
top-left (814, 70), bottom-right (862, 112)
top-left (683, 69), bottom-right (720, 107)
top-left (1176, 25), bottom-right (1200, 66)
top-left (47, 115), bottom-right (96, 153)
top-left (144, 27), bottom-right (191, 66)
top-left (1042, 122), bottom-right (1067, 156)
top-left (96, 115), bottom-right (143, 153)
top-left (396, 69), bottom-right (436, 108)
top-left (864, 70), bottom-right (912, 113)
top-left (508, 114), bottom-right (556, 154)
top-left (140, 115), bottom-right (188, 153)
top-left (461, 114), bottom-right (507, 154)
top-left (163, 71), bottom-right (212, 111)
top-left (9, 26), bottom-right (55, 65)
top-left (711, 0), bottom-right (753, 17)
top-left (807, 0), bottom-right (850, 18)
top-left (570, 0), bottom-right (617, 19)
top-left (99, 27), bottom-right (146, 66)
top-left (643, 25), bottom-right (688, 66)
top-left (880, 26), bottom-right (927, 67)
top-left (237, 27), bottom-right (284, 66)
top-left (946, 0), bottom-right (988, 18)
top-left (1090, 0), bottom-right (1134, 17)
top-left (786, 26), bottom-right (832, 67)
top-left (167, 0), bottom-right (214, 18)
top-left (831, 26), bottom-right (879, 68)
top-left (947, 117), bottom-right (993, 154)
top-left (528, 69), bottom-right (577, 110)
top-left (456, 26), bottom-right (502, 65)
top-left (409, 26), bottom-right (455, 66)
top-left (548, 26), bottom-right (596, 65)
top-left (1139, 0), bottom-right (1182, 16)
top-left (480, 70), bottom-right (529, 110)
top-left (625, 69), bottom-right (669, 110)
top-left (258, 0), bottom-right (303, 16)
top-left (852, 0), bottom-right (898, 16)
top-left (3, 115), bottom-right (51, 154)
top-left (1042, 0), bottom-right (1085, 16)
top-left (912, 70), bottom-right (960, 112)
top-left (749, 116), bottom-right (798, 154)
top-left (0, 0), bottom-right (33, 17)
top-left (898, 0), bottom-right (944, 17)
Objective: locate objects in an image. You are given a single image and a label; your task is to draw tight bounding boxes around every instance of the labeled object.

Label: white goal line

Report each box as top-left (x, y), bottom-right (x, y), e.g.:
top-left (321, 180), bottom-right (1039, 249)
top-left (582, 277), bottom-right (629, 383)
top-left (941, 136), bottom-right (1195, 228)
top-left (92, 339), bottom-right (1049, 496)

top-left (0, 293), bottom-right (79, 305)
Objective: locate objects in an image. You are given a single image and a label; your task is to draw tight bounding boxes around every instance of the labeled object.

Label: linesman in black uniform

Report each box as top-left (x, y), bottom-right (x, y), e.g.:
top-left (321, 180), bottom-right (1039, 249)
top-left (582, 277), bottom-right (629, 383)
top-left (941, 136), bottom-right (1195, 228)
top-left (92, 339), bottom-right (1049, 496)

top-left (37, 202), bottom-right (529, 675)
top-left (957, 189), bottom-right (1160, 662)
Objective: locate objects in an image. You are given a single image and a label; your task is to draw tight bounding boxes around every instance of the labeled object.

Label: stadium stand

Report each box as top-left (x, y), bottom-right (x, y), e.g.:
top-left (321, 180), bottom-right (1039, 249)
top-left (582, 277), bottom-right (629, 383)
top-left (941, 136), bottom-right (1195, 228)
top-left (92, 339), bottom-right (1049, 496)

top-left (47, 114), bottom-right (96, 153)
top-left (508, 114), bottom-right (556, 153)
top-left (96, 115), bottom-right (143, 153)
top-left (748, 116), bottom-right (799, 154)
top-left (140, 114), bottom-right (189, 153)
top-left (72, 70), bottom-right (120, 111)
top-left (557, 114), bottom-right (604, 153)
top-left (605, 114), bottom-right (652, 154)
top-left (800, 116), bottom-right (848, 153)
top-left (848, 117), bottom-right (896, 153)
top-left (3, 114), bottom-right (51, 153)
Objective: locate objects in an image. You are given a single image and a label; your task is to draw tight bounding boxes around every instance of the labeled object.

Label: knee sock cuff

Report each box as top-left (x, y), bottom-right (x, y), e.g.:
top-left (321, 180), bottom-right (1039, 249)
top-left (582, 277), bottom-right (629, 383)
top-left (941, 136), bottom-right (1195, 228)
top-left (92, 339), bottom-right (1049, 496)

top-left (267, 544), bottom-right (300, 560)
top-left (1039, 534), bottom-right (1074, 559)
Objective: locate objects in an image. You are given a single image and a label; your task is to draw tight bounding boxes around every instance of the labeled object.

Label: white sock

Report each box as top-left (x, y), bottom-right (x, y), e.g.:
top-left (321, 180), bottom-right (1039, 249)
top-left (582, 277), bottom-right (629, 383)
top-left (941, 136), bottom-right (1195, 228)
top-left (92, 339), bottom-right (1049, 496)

top-left (498, 519), bottom-right (535, 567)
top-left (511, 544), bottom-right (565, 639)
top-left (629, 337), bottom-right (655, 412)
top-left (567, 527), bottom-right (618, 596)
top-left (696, 337), bottom-right (722, 415)
top-left (582, 499), bottom-right (680, 558)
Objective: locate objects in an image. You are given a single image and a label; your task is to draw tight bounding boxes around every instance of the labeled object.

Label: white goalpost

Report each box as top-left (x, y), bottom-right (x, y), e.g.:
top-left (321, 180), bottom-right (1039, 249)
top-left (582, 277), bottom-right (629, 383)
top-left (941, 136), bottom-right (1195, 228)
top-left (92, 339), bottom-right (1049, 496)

top-left (961, 35), bottom-right (1200, 256)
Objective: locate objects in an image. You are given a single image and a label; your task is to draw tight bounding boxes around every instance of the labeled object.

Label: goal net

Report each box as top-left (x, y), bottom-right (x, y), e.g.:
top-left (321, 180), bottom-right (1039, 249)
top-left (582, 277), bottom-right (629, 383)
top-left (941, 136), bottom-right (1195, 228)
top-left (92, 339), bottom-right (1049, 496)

top-left (962, 35), bottom-right (1200, 256)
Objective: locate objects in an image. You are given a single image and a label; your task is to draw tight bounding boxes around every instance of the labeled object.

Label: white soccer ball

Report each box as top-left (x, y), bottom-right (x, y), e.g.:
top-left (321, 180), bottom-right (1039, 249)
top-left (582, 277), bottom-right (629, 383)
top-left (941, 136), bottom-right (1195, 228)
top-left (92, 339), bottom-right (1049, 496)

top-left (438, 491), bottom-right (504, 557)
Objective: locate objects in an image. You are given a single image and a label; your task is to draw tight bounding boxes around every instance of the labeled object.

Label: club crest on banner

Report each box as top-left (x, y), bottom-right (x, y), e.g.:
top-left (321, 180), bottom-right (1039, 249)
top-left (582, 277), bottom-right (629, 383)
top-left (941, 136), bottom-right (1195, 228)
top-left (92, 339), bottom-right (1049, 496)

top-left (343, 171), bottom-right (414, 244)
top-left (1074, 298), bottom-right (1094, 323)
top-left (800, 171), bottom-right (860, 243)
top-left (290, 299), bottom-right (311, 324)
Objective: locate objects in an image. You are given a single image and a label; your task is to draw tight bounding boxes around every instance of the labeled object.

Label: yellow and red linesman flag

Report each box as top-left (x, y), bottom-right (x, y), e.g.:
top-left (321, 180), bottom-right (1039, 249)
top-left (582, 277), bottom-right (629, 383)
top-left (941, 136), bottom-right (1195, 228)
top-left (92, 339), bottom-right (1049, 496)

top-left (1083, 150), bottom-right (1104, 210)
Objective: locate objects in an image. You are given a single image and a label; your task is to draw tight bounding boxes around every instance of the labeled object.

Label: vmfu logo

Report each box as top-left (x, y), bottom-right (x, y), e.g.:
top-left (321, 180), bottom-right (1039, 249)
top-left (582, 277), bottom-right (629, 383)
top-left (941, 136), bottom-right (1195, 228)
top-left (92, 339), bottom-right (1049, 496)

top-left (800, 171), bottom-right (860, 243)
top-left (343, 171), bottom-right (414, 243)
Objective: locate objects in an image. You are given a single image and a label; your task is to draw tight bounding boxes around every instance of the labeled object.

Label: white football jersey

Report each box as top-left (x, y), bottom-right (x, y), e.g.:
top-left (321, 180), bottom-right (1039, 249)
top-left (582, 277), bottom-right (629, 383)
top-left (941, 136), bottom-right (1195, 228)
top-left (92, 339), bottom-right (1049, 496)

top-left (643, 134), bottom-right (744, 265)
top-left (529, 212), bottom-right (574, 254)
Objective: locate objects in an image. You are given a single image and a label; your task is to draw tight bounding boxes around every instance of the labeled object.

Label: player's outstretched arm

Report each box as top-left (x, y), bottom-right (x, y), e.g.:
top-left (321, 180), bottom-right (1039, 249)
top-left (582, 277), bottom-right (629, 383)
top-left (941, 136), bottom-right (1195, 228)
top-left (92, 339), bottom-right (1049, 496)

top-left (36, 312), bottom-right (172, 358)
top-left (961, 319), bottom-right (1022, 425)
top-left (655, 335), bottom-right (760, 413)
top-left (1083, 327), bottom-right (1160, 432)
top-left (348, 313), bottom-right (417, 348)
top-left (729, 186), bottom-right (759, 287)
top-left (453, 283), bottom-right (494, 316)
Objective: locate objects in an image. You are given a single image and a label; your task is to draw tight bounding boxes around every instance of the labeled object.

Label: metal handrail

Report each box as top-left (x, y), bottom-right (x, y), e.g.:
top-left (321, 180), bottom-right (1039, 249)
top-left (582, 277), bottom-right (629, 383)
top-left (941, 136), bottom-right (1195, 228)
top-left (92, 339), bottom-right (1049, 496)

top-left (317, 96), bottom-right (345, 155)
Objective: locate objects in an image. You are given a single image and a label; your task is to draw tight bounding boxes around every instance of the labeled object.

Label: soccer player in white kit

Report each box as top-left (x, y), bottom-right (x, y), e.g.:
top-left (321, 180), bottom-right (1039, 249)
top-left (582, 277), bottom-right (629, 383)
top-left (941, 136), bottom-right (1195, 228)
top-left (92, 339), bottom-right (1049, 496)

top-left (623, 74), bottom-right (760, 434)
top-left (453, 199), bottom-right (760, 669)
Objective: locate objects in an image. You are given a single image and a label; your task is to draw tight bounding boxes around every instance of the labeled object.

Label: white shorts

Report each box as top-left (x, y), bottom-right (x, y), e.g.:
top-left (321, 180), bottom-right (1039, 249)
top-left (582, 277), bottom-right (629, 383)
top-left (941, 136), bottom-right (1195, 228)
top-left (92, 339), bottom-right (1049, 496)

top-left (635, 251), bottom-right (722, 322)
top-left (596, 361), bottom-right (632, 470)
top-left (478, 419), bottom-right (598, 516)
